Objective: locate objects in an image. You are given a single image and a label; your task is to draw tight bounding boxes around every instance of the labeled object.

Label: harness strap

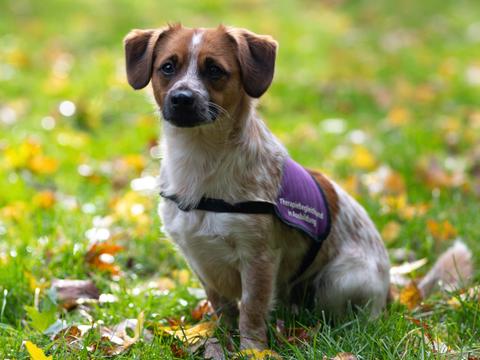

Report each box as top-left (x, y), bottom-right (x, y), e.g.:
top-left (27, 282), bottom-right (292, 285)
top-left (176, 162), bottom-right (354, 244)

top-left (160, 191), bottom-right (322, 283)
top-left (161, 192), bottom-right (276, 214)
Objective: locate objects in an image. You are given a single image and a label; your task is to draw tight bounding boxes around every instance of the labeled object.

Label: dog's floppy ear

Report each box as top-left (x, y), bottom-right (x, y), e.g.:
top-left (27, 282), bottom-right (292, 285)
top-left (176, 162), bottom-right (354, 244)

top-left (123, 27), bottom-right (168, 89)
top-left (227, 28), bottom-right (278, 98)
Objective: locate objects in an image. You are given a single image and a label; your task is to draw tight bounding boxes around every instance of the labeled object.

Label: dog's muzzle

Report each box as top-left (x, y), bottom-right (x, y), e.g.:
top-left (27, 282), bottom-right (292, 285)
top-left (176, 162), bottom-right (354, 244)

top-left (162, 89), bottom-right (219, 128)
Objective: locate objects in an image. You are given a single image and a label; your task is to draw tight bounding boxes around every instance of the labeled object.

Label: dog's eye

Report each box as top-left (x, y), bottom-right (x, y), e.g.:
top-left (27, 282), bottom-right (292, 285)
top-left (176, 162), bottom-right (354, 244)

top-left (206, 64), bottom-right (224, 80)
top-left (160, 61), bottom-right (175, 76)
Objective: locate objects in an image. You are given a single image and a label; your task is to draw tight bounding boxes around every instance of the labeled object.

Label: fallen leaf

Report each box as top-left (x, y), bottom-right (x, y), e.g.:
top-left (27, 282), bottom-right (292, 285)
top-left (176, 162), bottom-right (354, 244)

top-left (351, 145), bottom-right (377, 170)
top-left (51, 279), bottom-right (100, 310)
top-left (237, 348), bottom-right (282, 359)
top-left (447, 286), bottom-right (480, 308)
top-left (426, 219), bottom-right (457, 241)
top-left (381, 221), bottom-right (402, 243)
top-left (172, 269), bottom-right (191, 285)
top-left (387, 106), bottom-right (410, 126)
top-left (33, 191), bottom-right (56, 209)
top-left (399, 282), bottom-right (423, 310)
top-left (24, 272), bottom-right (48, 292)
top-left (95, 312), bottom-right (146, 356)
top-left (406, 317), bottom-right (451, 354)
top-left (275, 319), bottom-right (311, 345)
top-left (191, 299), bottom-right (215, 321)
top-left (159, 320), bottom-right (217, 346)
top-left (85, 241), bottom-right (124, 275)
top-left (24, 341), bottom-right (52, 360)
top-left (29, 154), bottom-right (59, 175)
top-left (417, 158), bottom-right (464, 189)
top-left (52, 325), bottom-right (85, 350)
top-left (330, 353), bottom-right (358, 360)
top-left (390, 258), bottom-right (428, 276)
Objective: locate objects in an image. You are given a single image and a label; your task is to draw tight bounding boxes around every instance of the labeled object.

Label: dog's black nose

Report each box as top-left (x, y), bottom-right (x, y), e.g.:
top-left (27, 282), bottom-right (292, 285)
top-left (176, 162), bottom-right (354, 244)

top-left (171, 90), bottom-right (194, 107)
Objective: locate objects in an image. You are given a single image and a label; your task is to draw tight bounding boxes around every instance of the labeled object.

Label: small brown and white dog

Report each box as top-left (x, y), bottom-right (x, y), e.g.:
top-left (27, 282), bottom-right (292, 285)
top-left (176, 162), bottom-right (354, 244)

top-left (123, 24), bottom-right (472, 351)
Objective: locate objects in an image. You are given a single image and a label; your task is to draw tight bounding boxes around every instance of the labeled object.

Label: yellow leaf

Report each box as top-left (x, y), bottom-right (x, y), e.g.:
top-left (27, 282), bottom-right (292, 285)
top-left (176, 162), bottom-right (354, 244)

top-left (160, 320), bottom-right (217, 346)
top-left (387, 106), bottom-right (410, 126)
top-left (33, 191), bottom-right (56, 209)
top-left (399, 282), bottom-right (423, 310)
top-left (1, 201), bottom-right (28, 221)
top-left (351, 146), bottom-right (376, 170)
top-left (238, 348), bottom-right (282, 359)
top-left (24, 272), bottom-right (48, 292)
top-left (381, 221), bottom-right (401, 243)
top-left (25, 341), bottom-right (52, 360)
top-left (172, 269), bottom-right (190, 285)
top-left (134, 311), bottom-right (144, 340)
top-left (29, 155), bottom-right (59, 175)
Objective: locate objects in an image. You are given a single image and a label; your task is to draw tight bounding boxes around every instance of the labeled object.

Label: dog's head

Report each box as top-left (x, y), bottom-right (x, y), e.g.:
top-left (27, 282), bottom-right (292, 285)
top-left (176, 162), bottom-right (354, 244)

top-left (124, 24), bottom-right (277, 128)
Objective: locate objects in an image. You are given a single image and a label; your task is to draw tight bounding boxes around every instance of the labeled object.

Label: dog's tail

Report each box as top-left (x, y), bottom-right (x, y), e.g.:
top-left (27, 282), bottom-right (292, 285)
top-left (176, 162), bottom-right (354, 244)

top-left (418, 240), bottom-right (473, 298)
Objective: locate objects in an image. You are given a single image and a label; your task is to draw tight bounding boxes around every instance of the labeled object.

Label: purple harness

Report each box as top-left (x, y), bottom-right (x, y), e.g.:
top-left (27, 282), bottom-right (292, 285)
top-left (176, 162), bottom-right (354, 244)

top-left (274, 158), bottom-right (331, 242)
top-left (160, 157), bottom-right (331, 281)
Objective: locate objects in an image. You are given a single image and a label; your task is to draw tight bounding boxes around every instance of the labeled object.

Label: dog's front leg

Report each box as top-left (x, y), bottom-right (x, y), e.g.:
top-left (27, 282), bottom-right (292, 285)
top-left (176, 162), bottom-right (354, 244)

top-left (204, 286), bottom-right (239, 329)
top-left (239, 253), bottom-right (277, 350)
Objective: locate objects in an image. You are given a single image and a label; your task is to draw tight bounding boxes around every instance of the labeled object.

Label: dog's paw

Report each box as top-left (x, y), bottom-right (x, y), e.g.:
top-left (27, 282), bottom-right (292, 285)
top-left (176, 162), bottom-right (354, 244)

top-left (203, 337), bottom-right (227, 360)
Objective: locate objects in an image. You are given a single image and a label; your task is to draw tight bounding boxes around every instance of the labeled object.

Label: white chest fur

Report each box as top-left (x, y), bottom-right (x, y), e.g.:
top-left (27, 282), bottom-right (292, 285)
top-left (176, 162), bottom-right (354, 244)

top-left (160, 200), bottom-right (274, 298)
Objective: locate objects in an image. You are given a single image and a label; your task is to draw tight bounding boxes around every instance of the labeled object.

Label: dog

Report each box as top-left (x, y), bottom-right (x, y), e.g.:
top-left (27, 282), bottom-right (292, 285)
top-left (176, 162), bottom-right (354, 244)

top-left (123, 24), bottom-right (472, 351)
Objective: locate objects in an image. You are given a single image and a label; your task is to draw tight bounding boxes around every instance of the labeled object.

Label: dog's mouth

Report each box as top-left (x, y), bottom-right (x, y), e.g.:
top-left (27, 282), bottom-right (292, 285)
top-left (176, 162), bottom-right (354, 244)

top-left (162, 97), bottom-right (220, 128)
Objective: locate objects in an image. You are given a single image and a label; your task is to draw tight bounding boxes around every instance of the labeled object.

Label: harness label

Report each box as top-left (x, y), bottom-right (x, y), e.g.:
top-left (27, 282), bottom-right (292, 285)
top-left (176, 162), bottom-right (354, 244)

top-left (274, 158), bottom-right (331, 242)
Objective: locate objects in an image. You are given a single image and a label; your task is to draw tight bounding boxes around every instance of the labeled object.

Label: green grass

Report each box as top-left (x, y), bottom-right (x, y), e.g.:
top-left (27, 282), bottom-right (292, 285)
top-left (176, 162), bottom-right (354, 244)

top-left (1, 0), bottom-right (480, 358)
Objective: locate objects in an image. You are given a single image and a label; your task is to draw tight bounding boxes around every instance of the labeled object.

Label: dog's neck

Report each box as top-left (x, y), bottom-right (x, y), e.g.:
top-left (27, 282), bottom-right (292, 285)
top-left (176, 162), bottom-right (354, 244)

top-left (159, 100), bottom-right (288, 207)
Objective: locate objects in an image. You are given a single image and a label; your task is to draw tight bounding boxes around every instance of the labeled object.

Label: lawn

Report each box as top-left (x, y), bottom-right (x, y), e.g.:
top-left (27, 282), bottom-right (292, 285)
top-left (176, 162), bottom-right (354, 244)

top-left (1, 0), bottom-right (479, 358)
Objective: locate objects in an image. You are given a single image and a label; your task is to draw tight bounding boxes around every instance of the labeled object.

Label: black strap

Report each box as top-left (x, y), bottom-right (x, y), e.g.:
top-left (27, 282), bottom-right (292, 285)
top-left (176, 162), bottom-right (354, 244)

top-left (160, 192), bottom-right (275, 214)
top-left (160, 191), bottom-right (323, 283)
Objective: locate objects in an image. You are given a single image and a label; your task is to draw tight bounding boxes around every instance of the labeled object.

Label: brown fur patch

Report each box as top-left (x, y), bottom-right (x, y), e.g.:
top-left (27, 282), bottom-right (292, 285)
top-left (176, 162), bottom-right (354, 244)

top-left (307, 169), bottom-right (339, 223)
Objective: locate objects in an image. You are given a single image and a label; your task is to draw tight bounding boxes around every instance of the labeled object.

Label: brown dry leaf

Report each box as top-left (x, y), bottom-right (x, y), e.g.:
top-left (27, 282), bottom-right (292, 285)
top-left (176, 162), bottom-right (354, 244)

top-left (237, 349), bottom-right (282, 359)
top-left (191, 299), bottom-right (215, 321)
top-left (95, 312), bottom-right (145, 356)
top-left (275, 320), bottom-right (311, 345)
top-left (330, 353), bottom-right (358, 360)
top-left (381, 221), bottom-right (402, 243)
top-left (51, 279), bottom-right (100, 310)
top-left (85, 241), bottom-right (124, 275)
top-left (426, 219), bottom-right (457, 241)
top-left (384, 172), bottom-right (406, 194)
top-left (417, 158), bottom-right (464, 189)
top-left (24, 341), bottom-right (53, 360)
top-left (52, 325), bottom-right (86, 350)
top-left (406, 317), bottom-right (451, 354)
top-left (399, 282), bottom-right (423, 310)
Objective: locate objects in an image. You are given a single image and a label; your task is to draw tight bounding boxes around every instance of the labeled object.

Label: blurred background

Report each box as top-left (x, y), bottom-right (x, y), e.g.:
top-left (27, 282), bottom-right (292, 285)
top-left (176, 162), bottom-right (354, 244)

top-left (1, 0), bottom-right (479, 356)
